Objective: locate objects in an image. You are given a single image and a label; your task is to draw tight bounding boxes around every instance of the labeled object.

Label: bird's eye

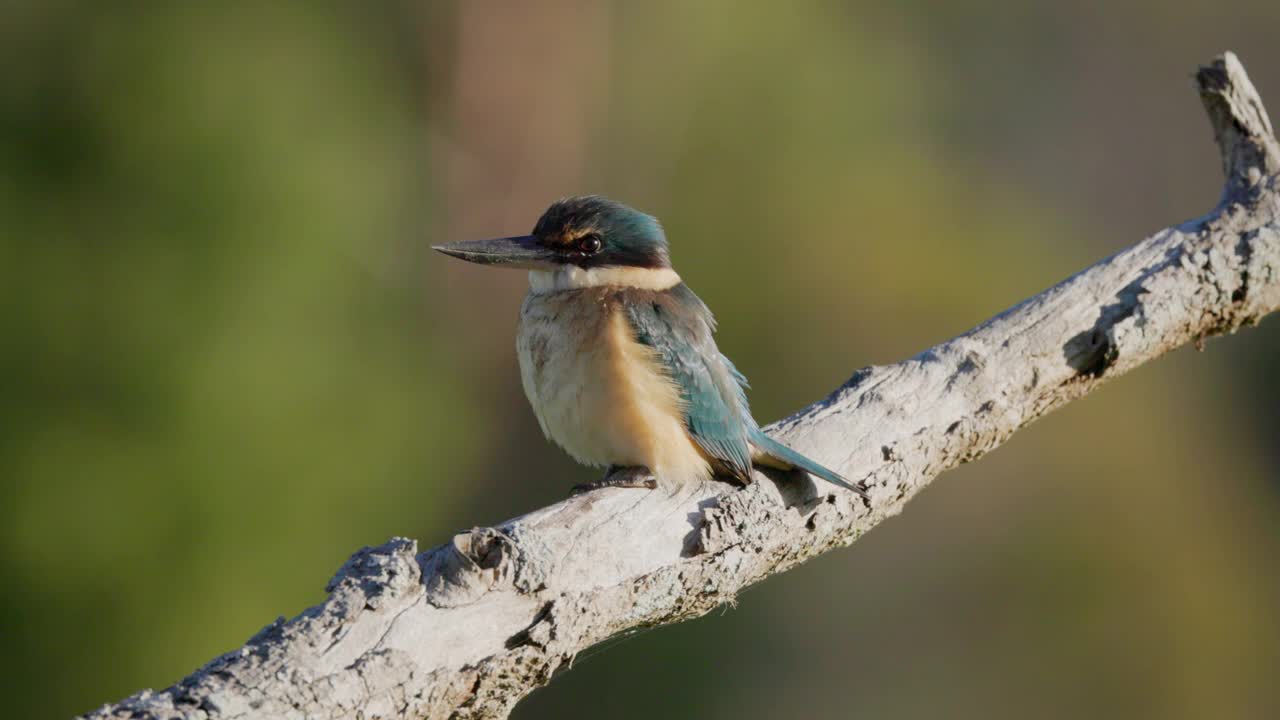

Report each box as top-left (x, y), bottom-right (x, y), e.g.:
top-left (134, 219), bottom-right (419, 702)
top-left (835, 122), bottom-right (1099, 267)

top-left (578, 234), bottom-right (603, 255)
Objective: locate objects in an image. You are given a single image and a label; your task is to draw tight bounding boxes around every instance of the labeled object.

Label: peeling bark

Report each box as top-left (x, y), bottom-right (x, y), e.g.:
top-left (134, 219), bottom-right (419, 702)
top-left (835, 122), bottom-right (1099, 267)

top-left (83, 53), bottom-right (1280, 720)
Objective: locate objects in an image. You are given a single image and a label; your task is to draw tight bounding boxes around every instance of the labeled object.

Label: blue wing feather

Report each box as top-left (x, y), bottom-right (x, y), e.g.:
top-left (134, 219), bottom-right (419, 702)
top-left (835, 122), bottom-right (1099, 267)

top-left (622, 284), bottom-right (756, 480)
top-left (622, 283), bottom-right (867, 498)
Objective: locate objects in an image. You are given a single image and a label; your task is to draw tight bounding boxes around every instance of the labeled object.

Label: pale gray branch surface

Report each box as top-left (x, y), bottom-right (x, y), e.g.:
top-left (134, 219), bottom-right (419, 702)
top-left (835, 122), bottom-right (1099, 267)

top-left (84, 53), bottom-right (1280, 720)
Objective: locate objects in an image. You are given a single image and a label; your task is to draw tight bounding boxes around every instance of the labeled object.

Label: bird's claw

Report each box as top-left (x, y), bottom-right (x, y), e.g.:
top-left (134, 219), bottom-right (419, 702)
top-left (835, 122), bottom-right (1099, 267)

top-left (570, 466), bottom-right (658, 495)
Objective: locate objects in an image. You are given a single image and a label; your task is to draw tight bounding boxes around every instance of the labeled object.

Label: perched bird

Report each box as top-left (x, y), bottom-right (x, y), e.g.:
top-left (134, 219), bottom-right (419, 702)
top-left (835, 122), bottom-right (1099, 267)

top-left (434, 196), bottom-right (866, 497)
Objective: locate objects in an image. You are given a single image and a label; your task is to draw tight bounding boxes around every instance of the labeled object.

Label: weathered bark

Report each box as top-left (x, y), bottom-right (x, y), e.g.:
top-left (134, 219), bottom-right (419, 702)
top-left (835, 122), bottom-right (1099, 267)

top-left (84, 53), bottom-right (1280, 720)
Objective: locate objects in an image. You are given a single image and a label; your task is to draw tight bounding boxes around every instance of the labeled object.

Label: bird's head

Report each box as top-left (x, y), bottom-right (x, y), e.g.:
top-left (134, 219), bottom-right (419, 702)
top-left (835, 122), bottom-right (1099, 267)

top-left (434, 196), bottom-right (670, 272)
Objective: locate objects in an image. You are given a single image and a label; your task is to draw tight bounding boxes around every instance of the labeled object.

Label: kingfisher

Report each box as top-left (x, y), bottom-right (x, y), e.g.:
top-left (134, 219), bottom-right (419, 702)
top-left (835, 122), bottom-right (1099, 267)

top-left (434, 196), bottom-right (866, 497)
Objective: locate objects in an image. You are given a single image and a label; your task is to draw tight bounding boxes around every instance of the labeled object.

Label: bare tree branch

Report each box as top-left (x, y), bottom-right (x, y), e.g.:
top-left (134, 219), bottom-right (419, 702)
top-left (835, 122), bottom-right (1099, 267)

top-left (83, 52), bottom-right (1280, 720)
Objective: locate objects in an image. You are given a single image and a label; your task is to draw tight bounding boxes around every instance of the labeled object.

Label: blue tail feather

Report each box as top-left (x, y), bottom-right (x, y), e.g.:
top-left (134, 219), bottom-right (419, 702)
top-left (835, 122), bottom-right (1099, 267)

top-left (750, 430), bottom-right (868, 499)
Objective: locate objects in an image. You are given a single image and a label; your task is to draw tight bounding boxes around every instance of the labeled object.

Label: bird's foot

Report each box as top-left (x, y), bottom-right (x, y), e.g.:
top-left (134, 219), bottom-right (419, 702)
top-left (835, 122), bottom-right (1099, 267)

top-left (571, 465), bottom-right (658, 495)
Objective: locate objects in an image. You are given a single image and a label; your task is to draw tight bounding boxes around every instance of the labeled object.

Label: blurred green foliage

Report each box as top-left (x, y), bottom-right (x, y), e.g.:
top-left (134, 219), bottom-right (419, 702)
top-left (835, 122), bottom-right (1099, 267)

top-left (1, 1), bottom-right (1278, 719)
top-left (0, 2), bottom-right (472, 714)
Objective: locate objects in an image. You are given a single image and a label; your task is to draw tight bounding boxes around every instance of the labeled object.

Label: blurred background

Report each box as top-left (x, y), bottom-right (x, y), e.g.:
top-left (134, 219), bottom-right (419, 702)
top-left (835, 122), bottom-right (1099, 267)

top-left (2, 2), bottom-right (1278, 718)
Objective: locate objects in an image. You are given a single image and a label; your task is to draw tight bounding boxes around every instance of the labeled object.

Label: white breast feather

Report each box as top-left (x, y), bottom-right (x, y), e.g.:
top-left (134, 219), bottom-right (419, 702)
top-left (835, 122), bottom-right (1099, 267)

top-left (517, 289), bottom-right (710, 484)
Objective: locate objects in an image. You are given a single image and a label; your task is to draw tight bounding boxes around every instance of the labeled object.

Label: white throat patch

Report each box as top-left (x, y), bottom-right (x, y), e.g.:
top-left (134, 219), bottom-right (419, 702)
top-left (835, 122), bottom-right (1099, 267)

top-left (528, 266), bottom-right (682, 294)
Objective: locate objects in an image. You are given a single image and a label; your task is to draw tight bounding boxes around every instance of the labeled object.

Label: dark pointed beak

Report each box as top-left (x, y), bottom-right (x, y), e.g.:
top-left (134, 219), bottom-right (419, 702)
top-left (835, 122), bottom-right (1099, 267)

top-left (432, 235), bottom-right (556, 270)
